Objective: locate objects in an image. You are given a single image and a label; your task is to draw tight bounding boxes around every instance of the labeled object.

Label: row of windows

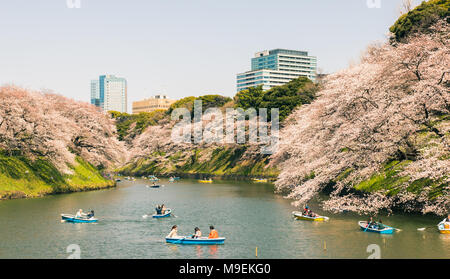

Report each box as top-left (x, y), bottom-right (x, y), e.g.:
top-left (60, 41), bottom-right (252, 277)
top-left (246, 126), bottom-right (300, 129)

top-left (278, 59), bottom-right (311, 66)
top-left (279, 55), bottom-right (315, 62)
top-left (279, 64), bottom-right (314, 70)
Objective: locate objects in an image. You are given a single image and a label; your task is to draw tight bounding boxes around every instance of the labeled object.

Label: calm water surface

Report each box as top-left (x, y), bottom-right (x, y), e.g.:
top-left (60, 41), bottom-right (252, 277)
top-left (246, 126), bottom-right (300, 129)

top-left (0, 179), bottom-right (448, 259)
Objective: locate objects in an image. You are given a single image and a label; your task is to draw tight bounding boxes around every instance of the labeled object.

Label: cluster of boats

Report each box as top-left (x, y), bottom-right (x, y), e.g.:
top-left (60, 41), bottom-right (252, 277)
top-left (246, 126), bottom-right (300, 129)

top-left (292, 211), bottom-right (450, 234)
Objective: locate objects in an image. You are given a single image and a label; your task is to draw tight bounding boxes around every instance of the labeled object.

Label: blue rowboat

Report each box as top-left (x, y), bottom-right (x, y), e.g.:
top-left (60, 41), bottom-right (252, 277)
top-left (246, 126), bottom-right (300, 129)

top-left (152, 209), bottom-right (172, 218)
top-left (166, 236), bottom-right (226, 245)
top-left (61, 214), bottom-right (98, 223)
top-left (147, 184), bottom-right (161, 188)
top-left (358, 221), bottom-right (394, 234)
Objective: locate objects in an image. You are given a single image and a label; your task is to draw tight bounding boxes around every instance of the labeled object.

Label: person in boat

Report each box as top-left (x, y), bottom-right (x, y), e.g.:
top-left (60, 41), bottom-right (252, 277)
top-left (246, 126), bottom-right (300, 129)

top-left (75, 209), bottom-right (83, 218)
top-left (445, 214), bottom-right (450, 223)
top-left (155, 205), bottom-right (162, 215)
top-left (192, 227), bottom-right (202, 239)
top-left (208, 226), bottom-right (219, 239)
top-left (302, 205), bottom-right (309, 215)
top-left (161, 204), bottom-right (167, 214)
top-left (367, 216), bottom-right (378, 229)
top-left (86, 210), bottom-right (95, 218)
top-left (167, 225), bottom-right (178, 238)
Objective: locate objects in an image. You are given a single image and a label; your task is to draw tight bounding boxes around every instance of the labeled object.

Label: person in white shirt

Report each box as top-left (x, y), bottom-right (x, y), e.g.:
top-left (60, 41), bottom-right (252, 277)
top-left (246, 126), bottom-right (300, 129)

top-left (167, 225), bottom-right (178, 238)
top-left (75, 209), bottom-right (83, 218)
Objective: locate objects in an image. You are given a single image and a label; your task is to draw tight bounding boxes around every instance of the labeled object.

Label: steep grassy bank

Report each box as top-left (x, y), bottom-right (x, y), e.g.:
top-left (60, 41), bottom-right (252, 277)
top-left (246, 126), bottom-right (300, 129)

top-left (118, 145), bottom-right (279, 179)
top-left (0, 153), bottom-right (115, 200)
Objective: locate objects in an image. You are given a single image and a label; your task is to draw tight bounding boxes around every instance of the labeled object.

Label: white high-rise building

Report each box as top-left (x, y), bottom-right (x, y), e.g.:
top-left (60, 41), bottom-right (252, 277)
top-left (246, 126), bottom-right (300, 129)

top-left (90, 75), bottom-right (127, 113)
top-left (236, 48), bottom-right (317, 92)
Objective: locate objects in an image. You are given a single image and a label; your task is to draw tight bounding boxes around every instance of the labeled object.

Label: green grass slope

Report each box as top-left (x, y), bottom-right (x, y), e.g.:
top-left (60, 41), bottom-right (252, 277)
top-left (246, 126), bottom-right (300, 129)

top-left (0, 153), bottom-right (115, 200)
top-left (117, 146), bottom-right (279, 179)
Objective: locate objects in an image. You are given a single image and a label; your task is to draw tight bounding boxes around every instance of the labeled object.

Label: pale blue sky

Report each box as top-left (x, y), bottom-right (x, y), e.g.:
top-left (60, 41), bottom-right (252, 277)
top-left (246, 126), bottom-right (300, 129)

top-left (0, 0), bottom-right (420, 112)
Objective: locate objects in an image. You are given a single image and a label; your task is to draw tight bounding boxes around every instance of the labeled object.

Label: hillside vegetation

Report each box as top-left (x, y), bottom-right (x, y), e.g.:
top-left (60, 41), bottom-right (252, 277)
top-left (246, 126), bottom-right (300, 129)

top-left (0, 86), bottom-right (125, 200)
top-left (390, 0), bottom-right (449, 42)
top-left (116, 78), bottom-right (318, 178)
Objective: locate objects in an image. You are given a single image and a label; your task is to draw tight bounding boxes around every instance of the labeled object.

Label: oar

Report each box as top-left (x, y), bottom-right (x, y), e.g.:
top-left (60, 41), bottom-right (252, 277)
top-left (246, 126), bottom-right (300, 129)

top-left (364, 222), bottom-right (371, 232)
top-left (173, 237), bottom-right (185, 244)
top-left (418, 225), bottom-right (436, 231)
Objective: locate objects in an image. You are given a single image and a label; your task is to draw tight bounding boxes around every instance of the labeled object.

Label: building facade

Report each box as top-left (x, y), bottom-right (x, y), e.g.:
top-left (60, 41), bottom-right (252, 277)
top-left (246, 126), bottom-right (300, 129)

top-left (132, 95), bottom-right (176, 114)
top-left (90, 75), bottom-right (127, 113)
top-left (236, 49), bottom-right (317, 92)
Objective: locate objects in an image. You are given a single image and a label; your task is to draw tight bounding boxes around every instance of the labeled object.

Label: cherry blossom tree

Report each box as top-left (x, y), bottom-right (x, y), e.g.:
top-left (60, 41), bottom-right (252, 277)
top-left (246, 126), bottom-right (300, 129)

top-left (0, 86), bottom-right (126, 173)
top-left (272, 21), bottom-right (449, 215)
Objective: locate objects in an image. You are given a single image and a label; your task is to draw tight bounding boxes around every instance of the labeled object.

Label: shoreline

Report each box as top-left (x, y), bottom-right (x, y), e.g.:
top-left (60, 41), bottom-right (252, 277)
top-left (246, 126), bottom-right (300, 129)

top-left (0, 181), bottom-right (116, 202)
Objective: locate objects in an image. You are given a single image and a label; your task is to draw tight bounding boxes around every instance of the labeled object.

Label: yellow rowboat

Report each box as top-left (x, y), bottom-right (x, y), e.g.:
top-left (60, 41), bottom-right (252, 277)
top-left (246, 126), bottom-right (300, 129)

top-left (198, 179), bottom-right (213, 183)
top-left (292, 211), bottom-right (329, 222)
top-left (438, 221), bottom-right (450, 234)
top-left (252, 178), bottom-right (268, 183)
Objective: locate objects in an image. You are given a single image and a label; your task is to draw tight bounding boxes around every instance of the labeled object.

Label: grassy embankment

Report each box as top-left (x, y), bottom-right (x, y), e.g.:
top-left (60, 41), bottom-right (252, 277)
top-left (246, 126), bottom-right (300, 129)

top-left (0, 153), bottom-right (115, 200)
top-left (334, 115), bottom-right (449, 202)
top-left (117, 146), bottom-right (279, 179)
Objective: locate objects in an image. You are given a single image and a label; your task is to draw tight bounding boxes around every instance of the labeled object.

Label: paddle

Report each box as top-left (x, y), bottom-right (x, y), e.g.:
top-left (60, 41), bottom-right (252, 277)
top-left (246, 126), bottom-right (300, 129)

top-left (364, 221), bottom-right (372, 232)
top-left (418, 225), bottom-right (438, 231)
top-left (173, 237), bottom-right (186, 244)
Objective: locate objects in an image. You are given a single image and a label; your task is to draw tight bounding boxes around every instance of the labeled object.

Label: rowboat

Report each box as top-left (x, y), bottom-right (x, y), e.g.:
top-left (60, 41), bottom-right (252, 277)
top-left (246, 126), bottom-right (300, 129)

top-left (358, 221), bottom-right (395, 234)
top-left (166, 236), bottom-right (226, 245)
top-left (147, 184), bottom-right (162, 188)
top-left (292, 211), bottom-right (329, 221)
top-left (438, 221), bottom-right (450, 234)
top-left (252, 178), bottom-right (268, 183)
top-left (152, 209), bottom-right (172, 218)
top-left (198, 179), bottom-right (213, 183)
top-left (61, 214), bottom-right (98, 223)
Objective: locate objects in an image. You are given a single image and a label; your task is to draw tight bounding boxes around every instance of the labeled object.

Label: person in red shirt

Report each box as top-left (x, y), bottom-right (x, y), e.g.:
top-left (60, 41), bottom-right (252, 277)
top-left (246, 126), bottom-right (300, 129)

top-left (208, 225), bottom-right (219, 239)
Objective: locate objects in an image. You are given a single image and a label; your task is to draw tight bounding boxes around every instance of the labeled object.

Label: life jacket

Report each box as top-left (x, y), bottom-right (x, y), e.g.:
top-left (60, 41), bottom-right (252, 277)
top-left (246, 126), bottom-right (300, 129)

top-left (444, 223), bottom-right (450, 229)
top-left (209, 230), bottom-right (219, 239)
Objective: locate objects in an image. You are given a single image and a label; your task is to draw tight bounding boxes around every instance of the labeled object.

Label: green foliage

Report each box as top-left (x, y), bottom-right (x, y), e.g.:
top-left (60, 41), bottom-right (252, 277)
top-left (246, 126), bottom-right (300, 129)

top-left (352, 160), bottom-right (447, 199)
top-left (109, 110), bottom-right (166, 140)
top-left (0, 154), bottom-right (114, 199)
top-left (389, 0), bottom-right (449, 42)
top-left (117, 146), bottom-right (279, 178)
top-left (167, 96), bottom-right (197, 115)
top-left (234, 86), bottom-right (265, 110)
top-left (167, 95), bottom-right (232, 118)
top-left (234, 77), bottom-right (318, 122)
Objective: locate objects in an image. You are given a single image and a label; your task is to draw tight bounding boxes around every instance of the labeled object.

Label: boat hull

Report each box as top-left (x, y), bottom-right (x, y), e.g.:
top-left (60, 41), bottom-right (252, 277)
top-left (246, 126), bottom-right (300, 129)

top-left (153, 210), bottom-right (172, 218)
top-left (166, 237), bottom-right (225, 245)
top-left (198, 180), bottom-right (212, 183)
top-left (358, 221), bottom-right (394, 234)
top-left (61, 214), bottom-right (98, 223)
top-left (438, 222), bottom-right (450, 234)
top-left (292, 211), bottom-right (328, 221)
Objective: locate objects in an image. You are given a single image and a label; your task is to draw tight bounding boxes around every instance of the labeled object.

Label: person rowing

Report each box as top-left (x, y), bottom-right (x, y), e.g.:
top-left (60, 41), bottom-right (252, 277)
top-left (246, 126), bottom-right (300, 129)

top-left (155, 205), bottom-right (162, 215)
top-left (86, 210), bottom-right (95, 219)
top-left (303, 206), bottom-right (317, 218)
top-left (302, 205), bottom-right (309, 215)
top-left (75, 209), bottom-right (83, 218)
top-left (192, 227), bottom-right (201, 239)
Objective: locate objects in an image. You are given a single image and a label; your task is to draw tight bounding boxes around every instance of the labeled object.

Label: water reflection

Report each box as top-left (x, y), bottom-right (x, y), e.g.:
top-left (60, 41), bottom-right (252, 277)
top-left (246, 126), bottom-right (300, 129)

top-left (0, 179), bottom-right (449, 259)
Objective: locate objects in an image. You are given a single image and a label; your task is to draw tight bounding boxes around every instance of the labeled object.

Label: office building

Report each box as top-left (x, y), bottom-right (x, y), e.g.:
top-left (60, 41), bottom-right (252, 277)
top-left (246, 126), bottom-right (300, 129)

top-left (90, 75), bottom-right (127, 113)
top-left (236, 49), bottom-right (317, 92)
top-left (132, 95), bottom-right (176, 114)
